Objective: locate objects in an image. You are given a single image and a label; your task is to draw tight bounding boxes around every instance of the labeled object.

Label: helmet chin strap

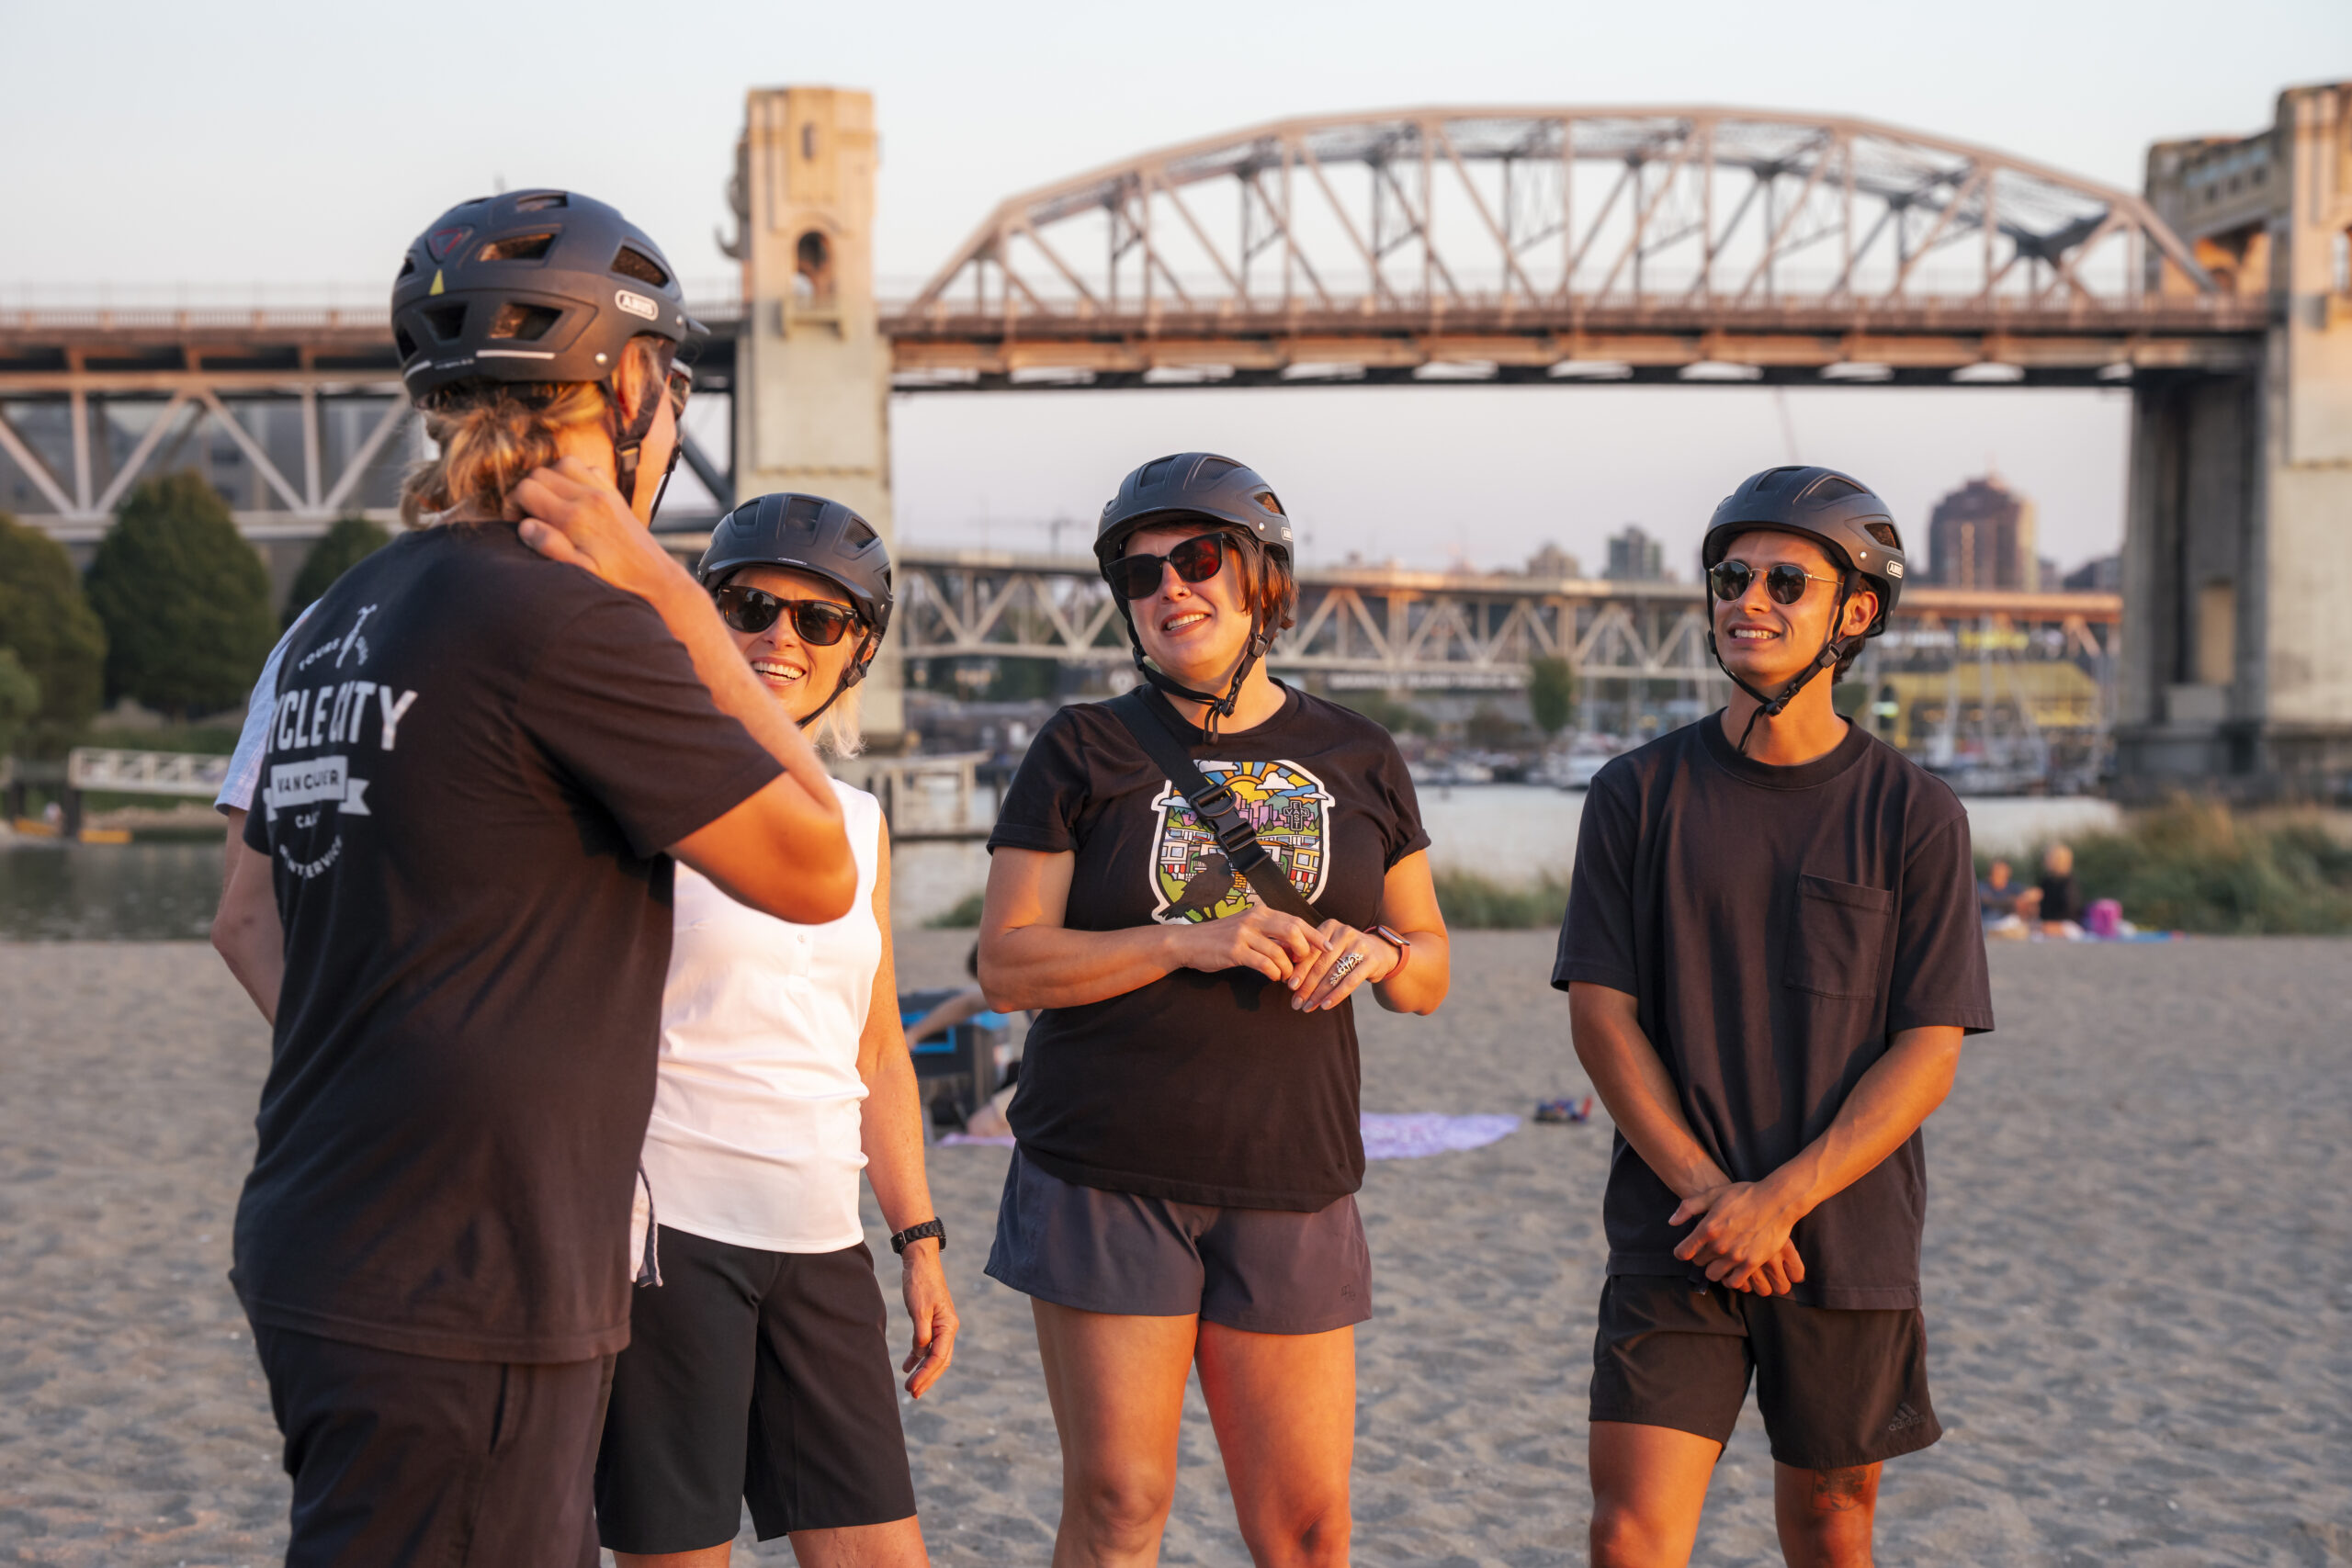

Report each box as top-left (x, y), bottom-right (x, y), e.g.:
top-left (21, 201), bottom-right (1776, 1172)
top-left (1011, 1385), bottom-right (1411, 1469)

top-left (604, 346), bottom-right (676, 520)
top-left (797, 631), bottom-right (878, 731)
top-left (1124, 607), bottom-right (1272, 748)
top-left (1711, 581), bottom-right (1855, 757)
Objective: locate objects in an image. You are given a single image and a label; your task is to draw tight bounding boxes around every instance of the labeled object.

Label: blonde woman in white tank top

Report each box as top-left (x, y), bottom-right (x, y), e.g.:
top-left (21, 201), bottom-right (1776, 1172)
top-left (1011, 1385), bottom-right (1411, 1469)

top-left (596, 495), bottom-right (955, 1568)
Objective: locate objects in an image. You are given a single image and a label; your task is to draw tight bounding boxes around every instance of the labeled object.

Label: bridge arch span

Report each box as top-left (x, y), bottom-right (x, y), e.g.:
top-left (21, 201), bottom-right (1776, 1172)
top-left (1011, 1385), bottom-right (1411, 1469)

top-left (889, 107), bottom-right (2252, 390)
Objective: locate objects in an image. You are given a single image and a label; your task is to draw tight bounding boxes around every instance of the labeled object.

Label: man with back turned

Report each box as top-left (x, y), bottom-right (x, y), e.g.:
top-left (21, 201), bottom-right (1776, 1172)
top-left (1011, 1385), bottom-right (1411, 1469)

top-left (210, 190), bottom-right (858, 1566)
top-left (1555, 465), bottom-right (1995, 1567)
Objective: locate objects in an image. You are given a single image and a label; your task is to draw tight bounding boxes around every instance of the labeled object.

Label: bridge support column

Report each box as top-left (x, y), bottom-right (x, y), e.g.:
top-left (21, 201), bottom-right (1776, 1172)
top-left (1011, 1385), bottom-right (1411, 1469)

top-left (731, 86), bottom-right (902, 744)
top-left (2117, 83), bottom-right (2352, 800)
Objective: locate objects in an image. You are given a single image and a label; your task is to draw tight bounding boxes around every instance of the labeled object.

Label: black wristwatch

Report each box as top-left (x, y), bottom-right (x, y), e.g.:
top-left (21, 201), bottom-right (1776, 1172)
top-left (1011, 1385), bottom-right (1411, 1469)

top-left (890, 1218), bottom-right (946, 1256)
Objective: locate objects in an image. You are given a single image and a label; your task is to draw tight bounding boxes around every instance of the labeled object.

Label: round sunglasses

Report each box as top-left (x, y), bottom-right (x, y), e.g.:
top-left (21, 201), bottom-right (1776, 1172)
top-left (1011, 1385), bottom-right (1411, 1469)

top-left (1708, 559), bottom-right (1842, 605)
top-left (1107, 533), bottom-right (1230, 602)
top-left (713, 584), bottom-right (861, 646)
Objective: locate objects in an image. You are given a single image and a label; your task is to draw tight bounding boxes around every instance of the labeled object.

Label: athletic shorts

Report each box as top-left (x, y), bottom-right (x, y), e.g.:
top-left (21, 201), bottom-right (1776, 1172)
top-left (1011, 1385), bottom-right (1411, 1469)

top-left (984, 1147), bottom-right (1371, 1335)
top-left (249, 1322), bottom-right (608, 1568)
top-left (594, 1228), bottom-right (917, 1552)
top-left (1589, 1274), bottom-right (1941, 1472)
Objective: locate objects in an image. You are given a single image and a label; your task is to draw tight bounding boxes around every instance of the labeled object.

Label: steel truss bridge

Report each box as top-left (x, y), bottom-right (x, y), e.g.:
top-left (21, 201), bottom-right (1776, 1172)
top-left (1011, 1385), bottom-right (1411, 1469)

top-left (889, 107), bottom-right (2260, 391)
top-left (0, 106), bottom-right (2261, 539)
top-left (892, 548), bottom-right (2119, 690)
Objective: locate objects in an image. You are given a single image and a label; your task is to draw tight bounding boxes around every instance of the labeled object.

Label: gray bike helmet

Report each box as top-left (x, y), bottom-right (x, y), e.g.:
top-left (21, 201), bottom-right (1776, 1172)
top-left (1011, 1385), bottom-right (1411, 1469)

top-left (699, 492), bottom-right (893, 723)
top-left (1093, 453), bottom-right (1292, 739)
top-left (392, 189), bottom-right (704, 510)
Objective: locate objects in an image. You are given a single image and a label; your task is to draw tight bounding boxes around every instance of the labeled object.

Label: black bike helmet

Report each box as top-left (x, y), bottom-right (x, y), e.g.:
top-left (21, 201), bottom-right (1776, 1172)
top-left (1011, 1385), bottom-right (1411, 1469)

top-left (1699, 465), bottom-right (1908, 752)
top-left (1093, 452), bottom-right (1293, 571)
top-left (699, 492), bottom-right (893, 724)
top-left (1094, 453), bottom-right (1292, 740)
top-left (1700, 465), bottom-right (1905, 635)
top-left (392, 189), bottom-right (704, 512)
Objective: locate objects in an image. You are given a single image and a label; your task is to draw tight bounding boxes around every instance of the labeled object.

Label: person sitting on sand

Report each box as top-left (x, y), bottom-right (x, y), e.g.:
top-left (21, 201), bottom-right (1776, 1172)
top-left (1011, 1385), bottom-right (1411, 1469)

top-left (978, 453), bottom-right (1450, 1568)
top-left (1557, 465), bottom-right (1994, 1568)
top-left (209, 191), bottom-right (856, 1567)
top-left (1976, 859), bottom-right (2021, 923)
top-left (591, 493), bottom-right (955, 1568)
top-left (2036, 842), bottom-right (2086, 936)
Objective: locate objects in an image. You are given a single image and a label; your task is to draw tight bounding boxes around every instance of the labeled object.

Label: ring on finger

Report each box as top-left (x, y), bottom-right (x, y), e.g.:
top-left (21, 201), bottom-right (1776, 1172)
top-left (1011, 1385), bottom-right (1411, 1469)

top-left (1329, 951), bottom-right (1363, 985)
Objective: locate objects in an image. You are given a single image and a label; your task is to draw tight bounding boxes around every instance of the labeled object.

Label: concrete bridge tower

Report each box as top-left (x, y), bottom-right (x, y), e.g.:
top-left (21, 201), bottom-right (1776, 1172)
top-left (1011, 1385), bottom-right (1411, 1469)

top-left (729, 86), bottom-right (901, 742)
top-left (2119, 82), bottom-right (2352, 797)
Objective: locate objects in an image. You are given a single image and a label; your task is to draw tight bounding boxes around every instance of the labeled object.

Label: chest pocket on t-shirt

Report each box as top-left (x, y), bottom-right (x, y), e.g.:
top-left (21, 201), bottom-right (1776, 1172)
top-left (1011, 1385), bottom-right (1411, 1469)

top-left (1784, 874), bottom-right (1895, 1000)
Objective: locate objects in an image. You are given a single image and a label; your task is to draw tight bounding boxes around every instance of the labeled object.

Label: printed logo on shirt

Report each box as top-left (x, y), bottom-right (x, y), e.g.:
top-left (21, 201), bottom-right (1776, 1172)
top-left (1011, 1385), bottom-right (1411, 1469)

top-left (265, 605), bottom-right (420, 881)
top-left (1147, 760), bottom-right (1334, 924)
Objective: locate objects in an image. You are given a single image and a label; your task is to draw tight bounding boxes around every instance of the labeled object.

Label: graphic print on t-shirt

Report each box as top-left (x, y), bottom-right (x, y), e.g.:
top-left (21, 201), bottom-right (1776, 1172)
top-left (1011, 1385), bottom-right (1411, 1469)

top-left (259, 602), bottom-right (420, 882)
top-left (1148, 760), bottom-right (1334, 923)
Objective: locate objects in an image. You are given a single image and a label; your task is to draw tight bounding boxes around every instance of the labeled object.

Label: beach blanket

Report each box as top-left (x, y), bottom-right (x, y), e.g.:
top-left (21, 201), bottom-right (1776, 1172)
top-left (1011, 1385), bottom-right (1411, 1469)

top-left (943, 1112), bottom-right (1521, 1160)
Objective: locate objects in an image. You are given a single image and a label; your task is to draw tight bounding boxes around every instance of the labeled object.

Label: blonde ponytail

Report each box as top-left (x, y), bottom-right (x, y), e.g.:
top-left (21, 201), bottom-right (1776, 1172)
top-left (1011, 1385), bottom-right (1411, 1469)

top-left (399, 336), bottom-right (667, 525)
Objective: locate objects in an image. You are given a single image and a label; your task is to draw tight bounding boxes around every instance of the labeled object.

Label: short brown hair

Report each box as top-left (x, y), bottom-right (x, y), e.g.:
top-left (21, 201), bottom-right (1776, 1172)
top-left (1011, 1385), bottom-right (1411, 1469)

top-left (399, 335), bottom-right (667, 526)
top-left (1216, 527), bottom-right (1299, 635)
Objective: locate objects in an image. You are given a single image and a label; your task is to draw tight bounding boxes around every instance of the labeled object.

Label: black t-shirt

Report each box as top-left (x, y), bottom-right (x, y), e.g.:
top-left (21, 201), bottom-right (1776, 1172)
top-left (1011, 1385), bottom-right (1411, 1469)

top-left (1553, 715), bottom-right (1995, 1309)
top-left (989, 683), bottom-right (1430, 1210)
top-left (237, 524), bottom-right (782, 1363)
top-left (2038, 873), bottom-right (2084, 924)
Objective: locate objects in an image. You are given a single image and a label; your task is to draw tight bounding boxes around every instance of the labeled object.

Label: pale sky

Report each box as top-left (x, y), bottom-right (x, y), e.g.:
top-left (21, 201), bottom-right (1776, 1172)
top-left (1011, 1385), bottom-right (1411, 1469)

top-left (6, 0), bottom-right (2345, 574)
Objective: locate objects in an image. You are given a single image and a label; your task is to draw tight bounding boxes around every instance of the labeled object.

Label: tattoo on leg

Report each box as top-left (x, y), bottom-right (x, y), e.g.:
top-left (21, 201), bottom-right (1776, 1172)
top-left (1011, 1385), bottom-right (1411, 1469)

top-left (1809, 1467), bottom-right (1872, 1513)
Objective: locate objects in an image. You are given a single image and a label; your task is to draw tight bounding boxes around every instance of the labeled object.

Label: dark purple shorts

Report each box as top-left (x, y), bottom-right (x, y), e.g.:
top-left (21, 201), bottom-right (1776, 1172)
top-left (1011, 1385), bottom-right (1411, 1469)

top-left (985, 1148), bottom-right (1371, 1335)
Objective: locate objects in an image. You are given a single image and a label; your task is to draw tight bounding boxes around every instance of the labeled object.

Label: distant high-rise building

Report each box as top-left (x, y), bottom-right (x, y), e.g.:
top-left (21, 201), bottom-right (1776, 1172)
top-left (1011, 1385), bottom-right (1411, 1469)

top-left (2063, 554), bottom-right (2123, 592)
top-left (1521, 541), bottom-right (1583, 580)
top-left (1604, 525), bottom-right (1665, 581)
top-left (1925, 475), bottom-right (2039, 590)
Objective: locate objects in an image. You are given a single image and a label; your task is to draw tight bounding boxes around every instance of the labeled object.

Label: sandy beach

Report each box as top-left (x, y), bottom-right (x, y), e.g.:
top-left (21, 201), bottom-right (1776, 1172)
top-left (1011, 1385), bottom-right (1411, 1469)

top-left (1, 932), bottom-right (2346, 1566)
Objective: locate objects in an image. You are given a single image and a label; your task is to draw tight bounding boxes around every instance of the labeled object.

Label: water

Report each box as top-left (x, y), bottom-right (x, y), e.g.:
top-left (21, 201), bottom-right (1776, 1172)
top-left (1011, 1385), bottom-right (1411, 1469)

top-left (0, 840), bottom-right (225, 941)
top-left (0, 792), bottom-right (2126, 941)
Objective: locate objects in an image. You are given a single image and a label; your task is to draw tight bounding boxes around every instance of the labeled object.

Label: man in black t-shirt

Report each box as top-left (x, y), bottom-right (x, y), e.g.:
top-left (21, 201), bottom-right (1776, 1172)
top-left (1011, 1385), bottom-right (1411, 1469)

top-left (1555, 466), bottom-right (1994, 1568)
top-left (209, 193), bottom-right (857, 1567)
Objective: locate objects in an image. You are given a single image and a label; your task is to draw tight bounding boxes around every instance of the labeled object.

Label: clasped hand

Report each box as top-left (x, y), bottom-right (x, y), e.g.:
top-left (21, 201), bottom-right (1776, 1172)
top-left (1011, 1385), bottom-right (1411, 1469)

top-left (1670, 1179), bottom-right (1808, 1297)
top-left (1172, 908), bottom-right (1396, 1010)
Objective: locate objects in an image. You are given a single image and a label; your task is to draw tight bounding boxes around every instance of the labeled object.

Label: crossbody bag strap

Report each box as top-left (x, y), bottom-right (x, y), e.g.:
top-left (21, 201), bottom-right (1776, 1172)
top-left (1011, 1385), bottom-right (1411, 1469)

top-left (1104, 689), bottom-right (1326, 926)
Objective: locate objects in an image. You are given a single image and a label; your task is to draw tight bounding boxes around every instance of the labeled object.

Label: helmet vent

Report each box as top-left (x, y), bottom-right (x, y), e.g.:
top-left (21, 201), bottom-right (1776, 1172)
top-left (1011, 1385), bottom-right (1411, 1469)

top-left (1253, 491), bottom-right (1284, 517)
top-left (1140, 457), bottom-right (1179, 487)
top-left (397, 256), bottom-right (417, 280)
top-left (1864, 522), bottom-right (1904, 550)
top-left (422, 305), bottom-right (468, 343)
top-left (487, 302), bottom-right (561, 342)
top-left (394, 325), bottom-right (418, 359)
top-left (479, 232), bottom-right (556, 263)
top-left (1806, 474), bottom-right (1866, 502)
top-left (843, 518), bottom-right (878, 548)
top-left (612, 246), bottom-right (671, 288)
top-left (514, 192), bottom-right (569, 213)
top-left (784, 494), bottom-right (827, 532)
top-left (1196, 457), bottom-right (1238, 484)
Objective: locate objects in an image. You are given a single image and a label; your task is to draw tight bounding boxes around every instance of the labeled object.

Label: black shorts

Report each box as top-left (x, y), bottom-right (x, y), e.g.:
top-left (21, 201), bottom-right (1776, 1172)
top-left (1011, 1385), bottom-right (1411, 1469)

top-left (1589, 1274), bottom-right (1942, 1472)
top-left (250, 1322), bottom-right (609, 1568)
top-left (594, 1227), bottom-right (917, 1552)
top-left (985, 1147), bottom-right (1371, 1335)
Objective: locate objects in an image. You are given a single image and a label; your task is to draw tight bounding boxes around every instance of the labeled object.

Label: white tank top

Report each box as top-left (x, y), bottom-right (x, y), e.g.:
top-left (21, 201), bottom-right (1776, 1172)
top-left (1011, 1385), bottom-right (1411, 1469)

top-left (639, 778), bottom-right (884, 1253)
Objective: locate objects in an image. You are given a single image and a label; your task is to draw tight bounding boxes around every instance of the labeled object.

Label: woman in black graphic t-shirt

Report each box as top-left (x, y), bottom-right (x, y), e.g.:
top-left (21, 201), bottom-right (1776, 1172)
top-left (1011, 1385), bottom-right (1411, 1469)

top-left (979, 453), bottom-right (1450, 1567)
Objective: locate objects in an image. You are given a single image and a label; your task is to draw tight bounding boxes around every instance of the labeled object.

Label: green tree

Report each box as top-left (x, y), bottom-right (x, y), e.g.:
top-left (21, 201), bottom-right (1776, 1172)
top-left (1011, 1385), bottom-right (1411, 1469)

top-left (85, 473), bottom-right (277, 717)
top-left (0, 649), bottom-right (39, 756)
top-left (285, 514), bottom-right (392, 626)
top-left (1527, 656), bottom-right (1577, 738)
top-left (0, 511), bottom-right (108, 746)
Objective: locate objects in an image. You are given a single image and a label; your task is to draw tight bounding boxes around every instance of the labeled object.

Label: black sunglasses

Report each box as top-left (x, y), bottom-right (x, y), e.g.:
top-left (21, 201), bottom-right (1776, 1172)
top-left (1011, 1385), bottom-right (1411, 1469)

top-left (1708, 559), bottom-right (1842, 605)
top-left (1106, 533), bottom-right (1230, 602)
top-left (713, 585), bottom-right (860, 646)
